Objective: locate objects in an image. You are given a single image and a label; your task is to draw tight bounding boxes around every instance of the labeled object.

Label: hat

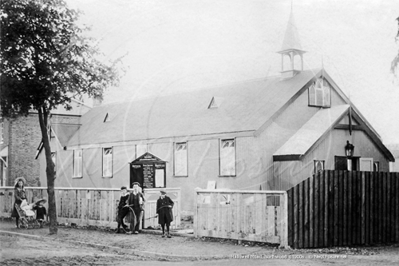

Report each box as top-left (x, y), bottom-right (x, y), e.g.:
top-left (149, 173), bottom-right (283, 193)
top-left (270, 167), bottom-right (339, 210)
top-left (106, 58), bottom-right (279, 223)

top-left (34, 198), bottom-right (47, 205)
top-left (160, 190), bottom-right (166, 195)
top-left (14, 177), bottom-right (27, 186)
top-left (121, 186), bottom-right (127, 190)
top-left (132, 182), bottom-right (140, 186)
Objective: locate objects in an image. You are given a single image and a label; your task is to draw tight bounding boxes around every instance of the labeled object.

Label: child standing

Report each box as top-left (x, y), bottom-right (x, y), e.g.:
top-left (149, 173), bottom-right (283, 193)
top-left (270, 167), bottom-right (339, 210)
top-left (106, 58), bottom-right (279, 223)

top-left (116, 186), bottom-right (130, 233)
top-left (33, 198), bottom-right (47, 228)
top-left (156, 190), bottom-right (174, 238)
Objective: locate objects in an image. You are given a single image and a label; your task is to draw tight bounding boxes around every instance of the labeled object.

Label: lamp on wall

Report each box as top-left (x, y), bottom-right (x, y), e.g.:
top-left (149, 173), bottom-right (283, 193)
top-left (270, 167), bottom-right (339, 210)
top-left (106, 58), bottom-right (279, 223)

top-left (345, 140), bottom-right (354, 157)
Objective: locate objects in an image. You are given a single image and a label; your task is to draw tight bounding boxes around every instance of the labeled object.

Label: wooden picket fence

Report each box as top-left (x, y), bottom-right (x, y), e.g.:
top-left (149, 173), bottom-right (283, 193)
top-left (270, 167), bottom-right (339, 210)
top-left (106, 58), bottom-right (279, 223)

top-left (288, 170), bottom-right (399, 248)
top-left (0, 187), bottom-right (181, 229)
top-left (194, 189), bottom-right (288, 247)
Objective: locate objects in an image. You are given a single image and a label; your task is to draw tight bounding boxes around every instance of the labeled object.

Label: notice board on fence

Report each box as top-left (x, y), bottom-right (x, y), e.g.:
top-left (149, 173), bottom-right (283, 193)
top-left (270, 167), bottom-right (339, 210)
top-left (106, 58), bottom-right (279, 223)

top-left (129, 152), bottom-right (166, 189)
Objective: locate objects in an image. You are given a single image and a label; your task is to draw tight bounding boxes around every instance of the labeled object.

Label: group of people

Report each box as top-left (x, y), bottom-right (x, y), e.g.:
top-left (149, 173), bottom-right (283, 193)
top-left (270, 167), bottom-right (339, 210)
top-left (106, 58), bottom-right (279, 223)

top-left (116, 182), bottom-right (174, 238)
top-left (11, 177), bottom-right (47, 228)
top-left (11, 177), bottom-right (173, 236)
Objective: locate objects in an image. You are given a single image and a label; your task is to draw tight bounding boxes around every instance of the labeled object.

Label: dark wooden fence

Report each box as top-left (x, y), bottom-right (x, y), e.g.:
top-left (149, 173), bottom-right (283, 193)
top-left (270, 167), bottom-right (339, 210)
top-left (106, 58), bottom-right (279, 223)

top-left (287, 170), bottom-right (399, 248)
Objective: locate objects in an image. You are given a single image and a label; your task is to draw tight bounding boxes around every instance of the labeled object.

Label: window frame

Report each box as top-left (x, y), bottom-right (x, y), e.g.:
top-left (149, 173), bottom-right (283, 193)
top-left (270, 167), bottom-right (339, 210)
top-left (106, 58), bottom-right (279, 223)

top-left (72, 149), bottom-right (83, 178)
top-left (219, 138), bottom-right (236, 177)
top-left (308, 78), bottom-right (331, 108)
top-left (313, 160), bottom-right (325, 174)
top-left (102, 147), bottom-right (113, 178)
top-left (373, 161), bottom-right (380, 172)
top-left (174, 142), bottom-right (188, 177)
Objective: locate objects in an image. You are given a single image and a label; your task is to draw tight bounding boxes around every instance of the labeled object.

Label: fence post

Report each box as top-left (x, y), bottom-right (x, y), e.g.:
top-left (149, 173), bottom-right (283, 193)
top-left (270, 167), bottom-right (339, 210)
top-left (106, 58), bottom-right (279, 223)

top-left (280, 191), bottom-right (289, 248)
top-left (194, 189), bottom-right (198, 237)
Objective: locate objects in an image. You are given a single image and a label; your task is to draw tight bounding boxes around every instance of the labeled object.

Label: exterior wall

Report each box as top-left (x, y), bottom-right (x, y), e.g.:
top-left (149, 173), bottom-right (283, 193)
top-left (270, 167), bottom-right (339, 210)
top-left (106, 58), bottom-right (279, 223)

top-left (0, 118), bottom-right (10, 186)
top-left (257, 84), bottom-right (347, 190)
top-left (7, 115), bottom-right (42, 186)
top-left (273, 129), bottom-right (391, 190)
top-left (5, 101), bottom-right (90, 187)
top-left (388, 148), bottom-right (399, 172)
top-left (390, 161), bottom-right (399, 172)
top-left (38, 74), bottom-right (391, 215)
top-left (49, 134), bottom-right (268, 214)
top-left (0, 118), bottom-right (10, 147)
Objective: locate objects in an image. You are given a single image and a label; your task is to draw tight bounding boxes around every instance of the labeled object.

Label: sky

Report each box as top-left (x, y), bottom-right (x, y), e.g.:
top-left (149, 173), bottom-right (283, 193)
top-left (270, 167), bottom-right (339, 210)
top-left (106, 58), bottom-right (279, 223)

top-left (67, 0), bottom-right (399, 145)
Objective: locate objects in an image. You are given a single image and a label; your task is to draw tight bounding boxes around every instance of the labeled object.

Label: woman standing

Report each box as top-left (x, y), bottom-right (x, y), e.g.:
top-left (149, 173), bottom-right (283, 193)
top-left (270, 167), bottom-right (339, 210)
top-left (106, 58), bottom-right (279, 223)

top-left (156, 190), bottom-right (174, 238)
top-left (11, 177), bottom-right (27, 228)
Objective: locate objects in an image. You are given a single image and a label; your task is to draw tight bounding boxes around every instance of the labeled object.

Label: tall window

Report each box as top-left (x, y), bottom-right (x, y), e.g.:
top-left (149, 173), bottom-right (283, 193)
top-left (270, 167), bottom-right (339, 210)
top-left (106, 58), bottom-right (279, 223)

top-left (373, 162), bottom-right (380, 172)
top-left (314, 160), bottom-right (325, 174)
top-left (220, 139), bottom-right (236, 176)
top-left (174, 142), bottom-right (188, 176)
top-left (102, 147), bottom-right (113, 177)
top-left (308, 78), bottom-right (331, 107)
top-left (73, 149), bottom-right (83, 178)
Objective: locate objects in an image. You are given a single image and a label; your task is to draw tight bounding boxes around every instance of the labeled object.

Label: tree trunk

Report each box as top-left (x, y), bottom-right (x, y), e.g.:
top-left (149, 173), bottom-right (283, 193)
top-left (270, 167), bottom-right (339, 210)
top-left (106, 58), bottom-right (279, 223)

top-left (38, 107), bottom-right (58, 234)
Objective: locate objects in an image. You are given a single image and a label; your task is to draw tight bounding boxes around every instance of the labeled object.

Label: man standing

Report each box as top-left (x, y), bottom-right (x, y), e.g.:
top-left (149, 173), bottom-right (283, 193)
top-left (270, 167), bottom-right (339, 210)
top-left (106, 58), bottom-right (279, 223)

top-left (156, 190), bottom-right (174, 238)
top-left (116, 186), bottom-right (130, 233)
top-left (126, 182), bottom-right (145, 234)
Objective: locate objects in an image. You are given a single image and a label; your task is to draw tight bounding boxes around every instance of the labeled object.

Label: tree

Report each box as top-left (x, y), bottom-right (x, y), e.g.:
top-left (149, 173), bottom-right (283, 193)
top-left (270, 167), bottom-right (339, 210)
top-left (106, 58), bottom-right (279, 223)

top-left (0, 0), bottom-right (120, 234)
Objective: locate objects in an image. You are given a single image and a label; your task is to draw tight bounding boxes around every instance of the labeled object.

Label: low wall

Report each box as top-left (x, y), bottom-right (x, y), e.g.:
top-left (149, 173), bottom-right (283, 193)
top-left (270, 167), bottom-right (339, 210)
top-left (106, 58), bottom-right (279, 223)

top-left (194, 189), bottom-right (288, 248)
top-left (0, 187), bottom-right (181, 229)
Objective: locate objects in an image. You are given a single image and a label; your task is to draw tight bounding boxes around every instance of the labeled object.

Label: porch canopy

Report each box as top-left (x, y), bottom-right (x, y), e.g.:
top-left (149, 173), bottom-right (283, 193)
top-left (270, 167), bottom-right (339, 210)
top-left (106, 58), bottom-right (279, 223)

top-left (273, 105), bottom-right (349, 161)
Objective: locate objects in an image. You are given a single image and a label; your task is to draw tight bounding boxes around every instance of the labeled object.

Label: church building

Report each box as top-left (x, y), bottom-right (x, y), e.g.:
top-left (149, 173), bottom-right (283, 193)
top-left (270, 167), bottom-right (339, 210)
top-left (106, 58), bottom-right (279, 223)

top-left (37, 11), bottom-right (395, 215)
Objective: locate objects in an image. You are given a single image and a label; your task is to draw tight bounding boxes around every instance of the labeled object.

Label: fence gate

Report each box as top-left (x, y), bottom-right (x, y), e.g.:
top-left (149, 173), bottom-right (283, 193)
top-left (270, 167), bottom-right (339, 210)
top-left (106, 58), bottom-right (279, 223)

top-left (195, 189), bottom-right (288, 248)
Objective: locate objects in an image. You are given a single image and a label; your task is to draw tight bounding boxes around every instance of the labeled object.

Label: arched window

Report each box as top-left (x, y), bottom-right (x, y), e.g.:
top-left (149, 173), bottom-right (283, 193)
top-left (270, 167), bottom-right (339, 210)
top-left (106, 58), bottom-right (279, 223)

top-left (314, 160), bottom-right (325, 174)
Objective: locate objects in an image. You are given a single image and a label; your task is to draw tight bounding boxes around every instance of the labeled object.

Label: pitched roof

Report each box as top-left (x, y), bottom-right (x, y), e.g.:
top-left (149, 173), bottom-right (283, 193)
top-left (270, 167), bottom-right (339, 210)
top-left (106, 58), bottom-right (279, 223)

top-left (67, 69), bottom-right (319, 147)
top-left (52, 124), bottom-right (80, 147)
top-left (273, 104), bottom-right (395, 162)
top-left (273, 105), bottom-right (350, 159)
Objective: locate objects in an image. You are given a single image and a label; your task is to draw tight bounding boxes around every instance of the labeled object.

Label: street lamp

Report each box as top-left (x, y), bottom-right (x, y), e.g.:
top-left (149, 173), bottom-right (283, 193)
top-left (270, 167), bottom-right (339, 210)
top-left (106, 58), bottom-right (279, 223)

top-left (345, 140), bottom-right (354, 157)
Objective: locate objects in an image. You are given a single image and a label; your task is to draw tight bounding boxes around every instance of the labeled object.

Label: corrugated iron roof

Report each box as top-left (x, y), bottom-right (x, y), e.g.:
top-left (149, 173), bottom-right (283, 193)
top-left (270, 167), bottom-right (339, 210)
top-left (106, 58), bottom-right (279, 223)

top-left (67, 69), bottom-right (319, 147)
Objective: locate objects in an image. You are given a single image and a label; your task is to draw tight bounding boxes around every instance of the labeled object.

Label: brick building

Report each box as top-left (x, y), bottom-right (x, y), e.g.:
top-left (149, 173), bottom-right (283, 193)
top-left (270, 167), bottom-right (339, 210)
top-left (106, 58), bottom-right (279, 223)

top-left (0, 114), bottom-right (42, 186)
top-left (0, 99), bottom-right (91, 187)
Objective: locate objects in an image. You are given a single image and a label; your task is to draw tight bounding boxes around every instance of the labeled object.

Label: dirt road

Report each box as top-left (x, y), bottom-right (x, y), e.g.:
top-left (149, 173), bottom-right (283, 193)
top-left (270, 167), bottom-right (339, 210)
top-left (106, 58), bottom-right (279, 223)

top-left (0, 220), bottom-right (398, 265)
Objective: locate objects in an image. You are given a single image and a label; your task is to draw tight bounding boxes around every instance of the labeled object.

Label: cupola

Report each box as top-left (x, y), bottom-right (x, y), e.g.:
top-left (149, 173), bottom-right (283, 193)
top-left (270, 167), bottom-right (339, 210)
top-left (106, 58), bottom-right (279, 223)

top-left (277, 9), bottom-right (306, 78)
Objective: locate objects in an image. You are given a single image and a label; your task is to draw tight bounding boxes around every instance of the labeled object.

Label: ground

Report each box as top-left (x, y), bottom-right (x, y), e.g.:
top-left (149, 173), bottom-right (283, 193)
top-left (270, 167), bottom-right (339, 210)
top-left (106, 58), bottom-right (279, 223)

top-left (0, 219), bottom-right (398, 265)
